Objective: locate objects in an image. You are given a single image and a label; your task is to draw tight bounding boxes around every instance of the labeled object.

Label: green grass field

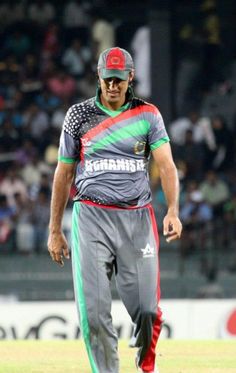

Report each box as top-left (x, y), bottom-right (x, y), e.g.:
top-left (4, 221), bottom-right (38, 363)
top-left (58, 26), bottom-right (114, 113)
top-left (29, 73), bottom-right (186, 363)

top-left (0, 340), bottom-right (235, 373)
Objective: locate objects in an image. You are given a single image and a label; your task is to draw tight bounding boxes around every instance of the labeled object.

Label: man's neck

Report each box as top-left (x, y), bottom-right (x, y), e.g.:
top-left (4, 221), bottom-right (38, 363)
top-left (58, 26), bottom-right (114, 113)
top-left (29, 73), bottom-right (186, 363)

top-left (100, 95), bottom-right (126, 111)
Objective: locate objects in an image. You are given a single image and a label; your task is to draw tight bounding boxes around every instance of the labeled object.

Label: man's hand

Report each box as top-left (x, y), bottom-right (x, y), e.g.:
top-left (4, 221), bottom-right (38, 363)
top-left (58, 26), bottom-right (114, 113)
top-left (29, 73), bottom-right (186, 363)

top-left (163, 213), bottom-right (182, 243)
top-left (48, 231), bottom-right (70, 267)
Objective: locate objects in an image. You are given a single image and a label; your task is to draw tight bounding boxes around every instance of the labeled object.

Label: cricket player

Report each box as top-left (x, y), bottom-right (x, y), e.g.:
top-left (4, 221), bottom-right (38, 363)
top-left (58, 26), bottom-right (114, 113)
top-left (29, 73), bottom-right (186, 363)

top-left (48, 47), bottom-right (182, 373)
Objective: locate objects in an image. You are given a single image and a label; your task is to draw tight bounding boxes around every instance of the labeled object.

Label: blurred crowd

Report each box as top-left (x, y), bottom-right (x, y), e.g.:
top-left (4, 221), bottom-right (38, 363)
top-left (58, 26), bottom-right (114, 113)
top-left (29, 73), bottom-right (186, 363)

top-left (151, 107), bottom-right (236, 274)
top-left (167, 0), bottom-right (236, 275)
top-left (0, 0), bottom-right (236, 276)
top-left (0, 0), bottom-right (115, 253)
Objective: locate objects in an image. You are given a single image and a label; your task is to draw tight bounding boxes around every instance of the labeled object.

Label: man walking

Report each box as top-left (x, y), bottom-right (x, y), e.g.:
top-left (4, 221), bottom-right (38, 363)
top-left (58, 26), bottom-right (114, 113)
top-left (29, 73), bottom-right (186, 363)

top-left (48, 47), bottom-right (182, 373)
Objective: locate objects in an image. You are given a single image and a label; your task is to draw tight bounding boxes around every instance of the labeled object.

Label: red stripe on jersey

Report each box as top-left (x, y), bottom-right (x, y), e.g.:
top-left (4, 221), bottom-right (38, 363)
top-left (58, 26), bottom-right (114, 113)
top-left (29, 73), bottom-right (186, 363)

top-left (85, 104), bottom-right (158, 142)
top-left (80, 104), bottom-right (159, 163)
top-left (140, 205), bottom-right (163, 372)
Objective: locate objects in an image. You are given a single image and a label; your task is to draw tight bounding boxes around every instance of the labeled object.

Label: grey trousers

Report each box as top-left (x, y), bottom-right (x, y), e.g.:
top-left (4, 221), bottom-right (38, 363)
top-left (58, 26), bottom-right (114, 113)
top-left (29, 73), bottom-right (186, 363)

top-left (71, 201), bottom-right (162, 373)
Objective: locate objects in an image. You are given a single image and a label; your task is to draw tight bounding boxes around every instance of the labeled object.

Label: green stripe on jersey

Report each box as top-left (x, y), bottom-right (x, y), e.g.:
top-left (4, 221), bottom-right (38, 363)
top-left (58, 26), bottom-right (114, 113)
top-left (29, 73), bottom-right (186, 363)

top-left (150, 136), bottom-right (170, 150)
top-left (58, 155), bottom-right (76, 163)
top-left (88, 120), bottom-right (150, 154)
top-left (72, 203), bottom-right (99, 373)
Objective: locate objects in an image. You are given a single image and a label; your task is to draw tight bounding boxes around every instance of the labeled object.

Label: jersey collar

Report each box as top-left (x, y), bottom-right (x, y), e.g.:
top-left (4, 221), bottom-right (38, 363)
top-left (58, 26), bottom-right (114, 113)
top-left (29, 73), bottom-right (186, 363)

top-left (95, 87), bottom-right (132, 117)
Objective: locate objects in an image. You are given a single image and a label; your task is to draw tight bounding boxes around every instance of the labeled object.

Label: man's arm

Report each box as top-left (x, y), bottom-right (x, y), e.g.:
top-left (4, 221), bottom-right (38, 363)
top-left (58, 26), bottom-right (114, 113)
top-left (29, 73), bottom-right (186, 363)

top-left (48, 161), bottom-right (76, 266)
top-left (152, 142), bottom-right (182, 242)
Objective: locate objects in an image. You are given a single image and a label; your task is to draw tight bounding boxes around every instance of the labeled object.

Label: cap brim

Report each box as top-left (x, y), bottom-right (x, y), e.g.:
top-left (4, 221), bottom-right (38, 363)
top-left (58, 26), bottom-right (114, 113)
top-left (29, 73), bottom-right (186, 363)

top-left (100, 68), bottom-right (130, 80)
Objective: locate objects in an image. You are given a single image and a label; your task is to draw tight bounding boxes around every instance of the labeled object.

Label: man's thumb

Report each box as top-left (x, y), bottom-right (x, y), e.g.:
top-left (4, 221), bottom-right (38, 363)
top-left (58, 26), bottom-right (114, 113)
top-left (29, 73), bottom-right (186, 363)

top-left (63, 247), bottom-right (70, 259)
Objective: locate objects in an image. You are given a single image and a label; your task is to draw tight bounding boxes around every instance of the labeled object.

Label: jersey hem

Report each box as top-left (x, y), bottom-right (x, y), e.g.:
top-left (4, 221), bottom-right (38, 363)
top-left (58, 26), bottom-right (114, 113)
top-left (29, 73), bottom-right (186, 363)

top-left (76, 200), bottom-right (152, 210)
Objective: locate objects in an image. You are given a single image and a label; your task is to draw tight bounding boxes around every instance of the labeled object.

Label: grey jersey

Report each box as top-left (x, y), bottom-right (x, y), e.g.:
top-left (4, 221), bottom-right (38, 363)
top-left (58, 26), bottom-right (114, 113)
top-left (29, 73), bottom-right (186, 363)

top-left (58, 94), bottom-right (169, 207)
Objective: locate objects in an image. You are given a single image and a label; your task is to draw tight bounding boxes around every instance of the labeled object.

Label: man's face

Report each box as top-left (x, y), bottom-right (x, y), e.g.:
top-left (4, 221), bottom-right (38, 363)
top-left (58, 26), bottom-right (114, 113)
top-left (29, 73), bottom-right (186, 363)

top-left (98, 72), bottom-right (134, 108)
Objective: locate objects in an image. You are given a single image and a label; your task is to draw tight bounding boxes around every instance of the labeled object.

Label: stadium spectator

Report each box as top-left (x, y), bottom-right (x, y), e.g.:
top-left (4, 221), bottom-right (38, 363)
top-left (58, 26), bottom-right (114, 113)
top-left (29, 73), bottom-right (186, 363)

top-left (0, 194), bottom-right (16, 251)
top-left (0, 194), bottom-right (16, 223)
top-left (173, 128), bottom-right (204, 181)
top-left (224, 193), bottom-right (236, 273)
top-left (170, 110), bottom-right (217, 172)
top-left (0, 167), bottom-right (28, 208)
top-left (0, 118), bottom-right (21, 152)
top-left (131, 25), bottom-right (151, 99)
top-left (63, 0), bottom-right (90, 29)
top-left (44, 132), bottom-right (59, 167)
top-left (51, 102), bottom-right (69, 131)
top-left (22, 103), bottom-right (49, 145)
top-left (200, 0), bottom-right (224, 93)
top-left (15, 138), bottom-right (37, 167)
top-left (41, 23), bottom-right (61, 61)
top-left (63, 0), bottom-right (90, 44)
top-left (225, 168), bottom-right (236, 196)
top-left (3, 30), bottom-right (31, 62)
top-left (0, 55), bottom-right (21, 87)
top-left (9, 2), bottom-right (26, 24)
top-left (0, 2), bottom-right (11, 30)
top-left (175, 6), bottom-right (203, 116)
top-left (90, 10), bottom-right (115, 59)
top-left (28, 0), bottom-right (56, 26)
top-left (19, 53), bottom-right (42, 96)
top-left (209, 114), bottom-right (235, 171)
top-left (21, 152), bottom-right (51, 192)
top-left (170, 110), bottom-right (216, 151)
top-left (47, 68), bottom-right (77, 100)
top-left (32, 189), bottom-right (50, 253)
top-left (180, 185), bottom-right (212, 254)
top-left (0, 95), bottom-right (4, 110)
top-left (35, 88), bottom-right (61, 114)
top-left (5, 90), bottom-right (26, 119)
top-left (29, 172), bottom-right (52, 202)
top-left (200, 170), bottom-right (230, 217)
top-left (0, 1), bottom-right (26, 31)
top-left (62, 38), bottom-right (91, 79)
top-left (77, 66), bottom-right (97, 100)
top-left (14, 193), bottom-right (34, 253)
top-left (40, 57), bottom-right (58, 84)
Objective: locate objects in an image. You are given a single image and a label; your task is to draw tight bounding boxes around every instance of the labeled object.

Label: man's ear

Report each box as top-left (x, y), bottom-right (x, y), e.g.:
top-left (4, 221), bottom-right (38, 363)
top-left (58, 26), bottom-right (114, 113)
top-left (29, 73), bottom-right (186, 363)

top-left (129, 70), bottom-right (135, 83)
top-left (97, 70), bottom-right (102, 85)
top-left (97, 70), bottom-right (101, 80)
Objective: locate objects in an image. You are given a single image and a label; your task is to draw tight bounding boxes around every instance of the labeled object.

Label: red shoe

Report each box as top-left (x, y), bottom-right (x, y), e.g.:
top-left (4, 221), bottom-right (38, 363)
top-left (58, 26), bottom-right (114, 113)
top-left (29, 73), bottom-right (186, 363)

top-left (136, 356), bottom-right (159, 373)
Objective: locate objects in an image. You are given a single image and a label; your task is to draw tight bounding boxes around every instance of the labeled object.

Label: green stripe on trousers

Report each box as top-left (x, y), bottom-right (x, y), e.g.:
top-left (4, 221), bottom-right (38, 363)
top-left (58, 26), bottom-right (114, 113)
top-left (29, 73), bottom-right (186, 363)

top-left (72, 202), bottom-right (99, 373)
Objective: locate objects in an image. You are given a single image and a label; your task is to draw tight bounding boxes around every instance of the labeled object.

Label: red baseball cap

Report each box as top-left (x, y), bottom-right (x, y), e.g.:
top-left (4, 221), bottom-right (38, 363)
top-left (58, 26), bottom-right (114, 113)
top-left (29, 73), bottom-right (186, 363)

top-left (97, 47), bottom-right (134, 80)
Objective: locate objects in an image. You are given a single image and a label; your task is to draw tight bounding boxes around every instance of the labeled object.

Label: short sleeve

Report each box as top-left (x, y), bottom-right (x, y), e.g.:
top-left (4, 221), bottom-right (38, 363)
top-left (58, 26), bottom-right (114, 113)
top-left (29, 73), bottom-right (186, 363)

top-left (58, 107), bottom-right (80, 163)
top-left (146, 105), bottom-right (170, 150)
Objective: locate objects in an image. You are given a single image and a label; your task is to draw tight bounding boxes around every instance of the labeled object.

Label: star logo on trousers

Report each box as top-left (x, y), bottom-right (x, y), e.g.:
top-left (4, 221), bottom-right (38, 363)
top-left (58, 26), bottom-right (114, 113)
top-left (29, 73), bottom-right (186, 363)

top-left (141, 243), bottom-right (155, 258)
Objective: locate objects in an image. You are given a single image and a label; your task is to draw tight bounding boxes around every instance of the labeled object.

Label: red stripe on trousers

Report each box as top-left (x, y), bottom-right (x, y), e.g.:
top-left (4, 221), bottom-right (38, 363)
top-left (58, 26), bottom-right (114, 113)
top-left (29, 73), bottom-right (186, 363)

top-left (80, 200), bottom-right (151, 210)
top-left (141, 205), bottom-right (163, 372)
